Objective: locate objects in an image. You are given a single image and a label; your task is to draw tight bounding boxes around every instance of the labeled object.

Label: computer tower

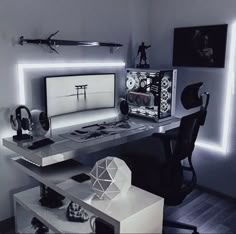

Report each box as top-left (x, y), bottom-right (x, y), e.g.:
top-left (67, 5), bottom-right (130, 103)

top-left (126, 68), bottom-right (177, 122)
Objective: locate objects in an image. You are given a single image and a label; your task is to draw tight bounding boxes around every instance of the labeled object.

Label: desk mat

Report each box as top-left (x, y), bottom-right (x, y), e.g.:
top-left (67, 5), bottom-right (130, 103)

top-left (59, 121), bottom-right (145, 143)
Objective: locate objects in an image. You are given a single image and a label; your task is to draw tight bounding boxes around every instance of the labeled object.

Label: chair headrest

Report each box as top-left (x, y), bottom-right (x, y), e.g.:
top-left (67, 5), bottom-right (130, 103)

top-left (181, 82), bottom-right (203, 110)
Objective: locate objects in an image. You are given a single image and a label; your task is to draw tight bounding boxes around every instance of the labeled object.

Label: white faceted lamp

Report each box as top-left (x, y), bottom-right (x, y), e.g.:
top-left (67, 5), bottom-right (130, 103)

top-left (90, 157), bottom-right (131, 200)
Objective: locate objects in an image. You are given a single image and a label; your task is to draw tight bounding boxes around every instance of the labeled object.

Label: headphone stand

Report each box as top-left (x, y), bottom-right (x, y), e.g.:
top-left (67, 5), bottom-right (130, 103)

top-left (13, 130), bottom-right (31, 141)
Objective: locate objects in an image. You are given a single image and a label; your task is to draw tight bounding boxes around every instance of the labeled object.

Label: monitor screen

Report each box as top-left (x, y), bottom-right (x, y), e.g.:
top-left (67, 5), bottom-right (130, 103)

top-left (45, 74), bottom-right (115, 117)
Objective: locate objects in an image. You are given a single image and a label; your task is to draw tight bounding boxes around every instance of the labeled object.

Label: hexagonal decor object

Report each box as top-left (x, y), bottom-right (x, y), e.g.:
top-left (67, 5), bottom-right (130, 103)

top-left (90, 157), bottom-right (131, 200)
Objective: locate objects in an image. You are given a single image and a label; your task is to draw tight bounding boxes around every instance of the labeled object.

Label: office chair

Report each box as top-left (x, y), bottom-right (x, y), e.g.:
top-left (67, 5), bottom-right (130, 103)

top-left (121, 82), bottom-right (210, 234)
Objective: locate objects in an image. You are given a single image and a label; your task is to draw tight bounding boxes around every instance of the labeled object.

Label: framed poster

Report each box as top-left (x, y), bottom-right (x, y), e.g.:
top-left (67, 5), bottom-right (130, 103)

top-left (173, 24), bottom-right (228, 68)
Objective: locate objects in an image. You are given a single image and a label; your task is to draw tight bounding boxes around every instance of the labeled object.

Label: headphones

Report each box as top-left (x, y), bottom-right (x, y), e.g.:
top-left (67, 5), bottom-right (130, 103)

top-left (10, 105), bottom-right (32, 132)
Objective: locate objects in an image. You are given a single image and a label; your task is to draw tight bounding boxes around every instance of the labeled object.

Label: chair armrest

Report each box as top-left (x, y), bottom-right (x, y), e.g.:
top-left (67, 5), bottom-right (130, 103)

top-left (152, 128), bottom-right (179, 160)
top-left (152, 127), bottom-right (179, 141)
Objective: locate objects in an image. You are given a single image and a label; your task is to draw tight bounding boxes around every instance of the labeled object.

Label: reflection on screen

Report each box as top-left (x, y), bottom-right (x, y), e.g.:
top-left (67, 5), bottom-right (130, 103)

top-left (45, 74), bottom-right (115, 117)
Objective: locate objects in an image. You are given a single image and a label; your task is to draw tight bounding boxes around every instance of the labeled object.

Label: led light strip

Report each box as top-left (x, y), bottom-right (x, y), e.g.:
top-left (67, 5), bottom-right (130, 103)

top-left (17, 23), bottom-right (236, 155)
top-left (17, 62), bottom-right (125, 130)
top-left (18, 62), bottom-right (126, 105)
top-left (196, 22), bottom-right (236, 154)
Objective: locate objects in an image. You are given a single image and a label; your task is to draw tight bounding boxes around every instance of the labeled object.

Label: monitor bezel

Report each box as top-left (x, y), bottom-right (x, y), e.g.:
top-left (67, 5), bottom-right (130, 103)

top-left (44, 73), bottom-right (117, 118)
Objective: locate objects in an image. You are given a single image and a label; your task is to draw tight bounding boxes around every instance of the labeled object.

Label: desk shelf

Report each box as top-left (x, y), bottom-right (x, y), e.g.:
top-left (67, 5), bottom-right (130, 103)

top-left (14, 187), bottom-right (93, 234)
top-left (12, 157), bottom-right (164, 233)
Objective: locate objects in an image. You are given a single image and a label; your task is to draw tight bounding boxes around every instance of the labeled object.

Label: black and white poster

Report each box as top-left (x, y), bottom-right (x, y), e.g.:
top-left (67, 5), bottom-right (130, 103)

top-left (173, 24), bottom-right (228, 68)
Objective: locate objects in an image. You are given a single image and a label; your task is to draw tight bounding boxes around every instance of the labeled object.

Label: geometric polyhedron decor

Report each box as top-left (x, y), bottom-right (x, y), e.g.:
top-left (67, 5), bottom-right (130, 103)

top-left (90, 157), bottom-right (131, 200)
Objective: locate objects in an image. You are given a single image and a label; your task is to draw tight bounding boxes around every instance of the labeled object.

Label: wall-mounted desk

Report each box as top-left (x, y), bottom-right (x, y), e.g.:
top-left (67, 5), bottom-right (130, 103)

top-left (4, 116), bottom-right (180, 234)
top-left (3, 117), bottom-right (180, 167)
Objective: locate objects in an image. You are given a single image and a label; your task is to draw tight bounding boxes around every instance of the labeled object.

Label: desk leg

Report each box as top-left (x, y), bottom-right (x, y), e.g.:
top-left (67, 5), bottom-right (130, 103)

top-left (14, 199), bottom-right (33, 233)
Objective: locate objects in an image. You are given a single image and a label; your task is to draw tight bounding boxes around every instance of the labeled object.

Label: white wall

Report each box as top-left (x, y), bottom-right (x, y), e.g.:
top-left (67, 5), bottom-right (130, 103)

top-left (150, 0), bottom-right (236, 197)
top-left (0, 0), bottom-right (151, 221)
top-left (5, 0), bottom-right (236, 222)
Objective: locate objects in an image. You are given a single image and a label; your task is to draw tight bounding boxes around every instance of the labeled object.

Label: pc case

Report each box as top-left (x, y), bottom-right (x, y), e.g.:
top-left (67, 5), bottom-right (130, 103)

top-left (126, 68), bottom-right (177, 122)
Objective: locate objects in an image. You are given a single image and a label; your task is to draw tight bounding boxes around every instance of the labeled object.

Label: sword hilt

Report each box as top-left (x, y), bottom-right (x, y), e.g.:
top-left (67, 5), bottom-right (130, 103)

top-left (19, 36), bottom-right (25, 45)
top-left (48, 31), bottom-right (59, 40)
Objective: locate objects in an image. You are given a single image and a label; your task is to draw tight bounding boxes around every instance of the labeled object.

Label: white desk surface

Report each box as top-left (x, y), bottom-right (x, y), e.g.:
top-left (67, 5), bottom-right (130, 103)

top-left (3, 117), bottom-right (180, 167)
top-left (12, 157), bottom-right (164, 232)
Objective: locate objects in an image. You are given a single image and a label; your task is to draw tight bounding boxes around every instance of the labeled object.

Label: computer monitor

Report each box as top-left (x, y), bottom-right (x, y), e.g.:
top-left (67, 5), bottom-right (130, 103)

top-left (45, 73), bottom-right (115, 117)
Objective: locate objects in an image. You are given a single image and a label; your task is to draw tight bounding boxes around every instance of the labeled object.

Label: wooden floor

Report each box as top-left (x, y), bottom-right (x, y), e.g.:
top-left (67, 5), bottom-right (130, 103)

top-left (164, 189), bottom-right (236, 234)
top-left (3, 189), bottom-right (236, 234)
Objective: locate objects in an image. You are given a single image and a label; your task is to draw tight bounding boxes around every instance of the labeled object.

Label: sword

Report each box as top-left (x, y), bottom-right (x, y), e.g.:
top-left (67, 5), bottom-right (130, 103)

top-left (19, 31), bottom-right (123, 54)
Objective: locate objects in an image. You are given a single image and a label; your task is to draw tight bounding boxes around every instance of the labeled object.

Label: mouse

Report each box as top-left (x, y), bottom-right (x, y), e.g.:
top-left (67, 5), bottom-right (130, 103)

top-left (97, 126), bottom-right (106, 130)
top-left (117, 122), bottom-right (131, 129)
top-left (75, 130), bottom-right (88, 134)
top-left (85, 131), bottom-right (102, 139)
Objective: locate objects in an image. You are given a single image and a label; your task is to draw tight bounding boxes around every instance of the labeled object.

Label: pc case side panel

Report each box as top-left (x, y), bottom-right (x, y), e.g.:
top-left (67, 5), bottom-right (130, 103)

top-left (171, 70), bottom-right (177, 117)
top-left (158, 70), bottom-right (176, 120)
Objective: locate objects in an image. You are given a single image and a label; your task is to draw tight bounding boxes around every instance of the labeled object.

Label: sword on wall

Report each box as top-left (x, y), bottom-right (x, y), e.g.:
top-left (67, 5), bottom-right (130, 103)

top-left (19, 31), bottom-right (123, 54)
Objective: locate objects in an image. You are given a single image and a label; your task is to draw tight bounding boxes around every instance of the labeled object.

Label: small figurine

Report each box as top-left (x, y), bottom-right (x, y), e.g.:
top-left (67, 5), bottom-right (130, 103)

top-left (66, 202), bottom-right (89, 222)
top-left (137, 42), bottom-right (151, 68)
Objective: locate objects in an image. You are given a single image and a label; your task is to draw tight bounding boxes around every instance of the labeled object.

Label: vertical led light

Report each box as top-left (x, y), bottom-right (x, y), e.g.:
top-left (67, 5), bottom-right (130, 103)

top-left (222, 22), bottom-right (236, 153)
top-left (196, 22), bottom-right (236, 154)
top-left (18, 64), bottom-right (26, 105)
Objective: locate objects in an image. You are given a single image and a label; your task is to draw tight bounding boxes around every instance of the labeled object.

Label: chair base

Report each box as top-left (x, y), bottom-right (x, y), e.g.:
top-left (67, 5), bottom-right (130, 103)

top-left (164, 220), bottom-right (199, 234)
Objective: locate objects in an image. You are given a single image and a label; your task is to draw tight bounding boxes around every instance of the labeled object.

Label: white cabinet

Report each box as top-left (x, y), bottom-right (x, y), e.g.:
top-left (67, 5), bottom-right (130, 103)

top-left (14, 184), bottom-right (164, 234)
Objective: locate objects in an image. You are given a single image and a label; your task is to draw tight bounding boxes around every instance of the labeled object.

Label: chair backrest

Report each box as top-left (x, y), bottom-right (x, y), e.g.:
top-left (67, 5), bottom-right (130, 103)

top-left (173, 83), bottom-right (210, 161)
top-left (173, 111), bottom-right (202, 161)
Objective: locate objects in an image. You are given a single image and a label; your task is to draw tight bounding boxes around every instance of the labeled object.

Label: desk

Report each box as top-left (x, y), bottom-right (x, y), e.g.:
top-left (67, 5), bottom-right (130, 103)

top-left (3, 117), bottom-right (180, 167)
top-left (4, 117), bottom-right (179, 233)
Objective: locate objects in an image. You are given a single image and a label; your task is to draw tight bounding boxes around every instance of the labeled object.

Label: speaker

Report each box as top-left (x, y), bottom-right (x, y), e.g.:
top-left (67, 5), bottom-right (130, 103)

top-left (31, 110), bottom-right (50, 137)
top-left (127, 91), bottom-right (154, 107)
top-left (119, 98), bottom-right (129, 116)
